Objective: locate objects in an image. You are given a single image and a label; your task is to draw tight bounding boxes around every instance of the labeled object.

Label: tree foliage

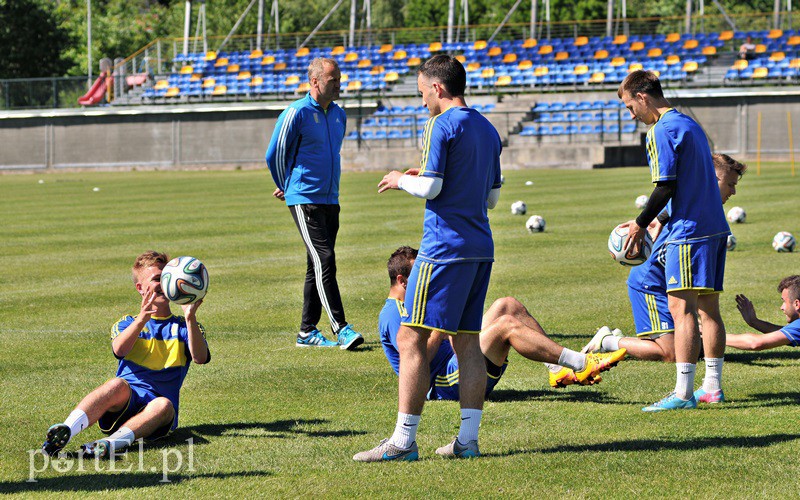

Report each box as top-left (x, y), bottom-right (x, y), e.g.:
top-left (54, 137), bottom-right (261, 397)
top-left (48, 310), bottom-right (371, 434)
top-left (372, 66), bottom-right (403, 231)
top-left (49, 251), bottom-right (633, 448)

top-left (0, 0), bottom-right (72, 78)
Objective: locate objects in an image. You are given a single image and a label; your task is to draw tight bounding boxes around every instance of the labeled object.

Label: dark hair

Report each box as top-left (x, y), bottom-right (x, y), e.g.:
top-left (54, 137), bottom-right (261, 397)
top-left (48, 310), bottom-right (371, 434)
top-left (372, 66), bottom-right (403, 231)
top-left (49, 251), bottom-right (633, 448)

top-left (778, 275), bottom-right (800, 303)
top-left (388, 246), bottom-right (418, 285)
top-left (712, 153), bottom-right (747, 179)
top-left (618, 70), bottom-right (664, 99)
top-left (417, 54), bottom-right (466, 97)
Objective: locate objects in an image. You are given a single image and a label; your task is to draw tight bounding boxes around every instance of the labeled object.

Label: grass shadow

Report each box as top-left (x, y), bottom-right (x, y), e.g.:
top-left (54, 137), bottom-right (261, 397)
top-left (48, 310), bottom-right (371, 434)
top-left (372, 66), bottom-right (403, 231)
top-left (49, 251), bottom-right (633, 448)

top-left (488, 388), bottom-right (625, 404)
top-left (732, 391), bottom-right (800, 407)
top-left (177, 419), bottom-right (367, 440)
top-left (725, 350), bottom-right (800, 366)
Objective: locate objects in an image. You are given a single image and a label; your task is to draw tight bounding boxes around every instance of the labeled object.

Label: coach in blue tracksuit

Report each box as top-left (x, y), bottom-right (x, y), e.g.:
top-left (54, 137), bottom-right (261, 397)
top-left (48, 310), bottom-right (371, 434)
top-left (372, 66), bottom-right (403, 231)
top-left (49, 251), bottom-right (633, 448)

top-left (266, 57), bottom-right (363, 350)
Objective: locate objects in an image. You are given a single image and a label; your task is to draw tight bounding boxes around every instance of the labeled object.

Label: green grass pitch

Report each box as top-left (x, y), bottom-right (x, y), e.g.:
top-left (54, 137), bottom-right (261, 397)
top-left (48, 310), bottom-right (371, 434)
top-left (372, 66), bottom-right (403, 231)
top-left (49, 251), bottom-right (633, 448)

top-left (1, 164), bottom-right (799, 496)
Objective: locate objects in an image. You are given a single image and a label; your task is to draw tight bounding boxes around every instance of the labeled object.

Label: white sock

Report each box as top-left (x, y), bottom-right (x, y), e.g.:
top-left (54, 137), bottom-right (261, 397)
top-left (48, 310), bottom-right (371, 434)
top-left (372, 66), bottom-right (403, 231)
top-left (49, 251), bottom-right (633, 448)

top-left (674, 363), bottom-right (696, 400)
top-left (106, 426), bottom-right (135, 452)
top-left (558, 348), bottom-right (586, 372)
top-left (389, 413), bottom-right (420, 449)
top-left (544, 363), bottom-right (562, 373)
top-left (64, 409), bottom-right (89, 442)
top-left (601, 335), bottom-right (621, 352)
top-left (702, 357), bottom-right (723, 392)
top-left (457, 408), bottom-right (482, 444)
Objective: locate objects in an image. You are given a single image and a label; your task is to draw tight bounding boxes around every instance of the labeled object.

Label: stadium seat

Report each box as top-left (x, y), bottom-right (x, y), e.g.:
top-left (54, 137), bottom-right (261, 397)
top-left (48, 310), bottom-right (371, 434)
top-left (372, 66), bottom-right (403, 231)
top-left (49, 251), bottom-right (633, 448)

top-left (273, 62), bottom-right (287, 71)
top-left (702, 46), bottom-right (717, 56)
top-left (204, 51), bottom-right (217, 61)
top-left (538, 45), bottom-right (553, 55)
top-left (573, 65), bottom-right (589, 75)
top-left (594, 49), bottom-right (609, 59)
top-left (165, 87), bottom-right (180, 97)
top-left (753, 67), bottom-right (769, 78)
top-left (770, 52), bottom-right (786, 62)
top-left (574, 36), bottom-right (589, 47)
top-left (261, 55), bottom-right (275, 65)
top-left (428, 42), bottom-right (442, 52)
top-left (611, 57), bottom-right (625, 67)
top-left (665, 33), bottom-right (681, 43)
top-left (227, 64), bottom-right (240, 73)
top-left (666, 55), bottom-right (680, 65)
top-left (383, 72), bottom-right (399, 82)
top-left (629, 62), bottom-right (643, 72)
top-left (788, 36), bottom-right (800, 46)
top-left (214, 57), bottom-right (229, 67)
top-left (768, 29), bottom-right (783, 39)
top-left (522, 38), bottom-right (537, 48)
top-left (488, 47), bottom-right (502, 57)
top-left (296, 47), bottom-right (310, 57)
top-left (370, 65), bottom-right (385, 75)
top-left (474, 40), bottom-right (488, 50)
top-left (683, 39), bottom-right (699, 50)
top-left (613, 35), bottom-right (628, 45)
top-left (682, 61), bottom-right (698, 72)
top-left (180, 66), bottom-right (194, 74)
top-left (212, 85), bottom-right (227, 96)
top-left (589, 72), bottom-right (605, 83)
top-left (630, 41), bottom-right (645, 52)
top-left (378, 44), bottom-right (393, 53)
top-left (154, 80), bottom-right (170, 90)
top-left (555, 51), bottom-right (569, 61)
top-left (718, 30), bottom-right (734, 41)
top-left (518, 60), bottom-right (533, 70)
top-left (407, 57), bottom-right (422, 66)
top-left (502, 53), bottom-right (518, 63)
top-left (648, 48), bottom-right (663, 57)
top-left (496, 75), bottom-right (513, 86)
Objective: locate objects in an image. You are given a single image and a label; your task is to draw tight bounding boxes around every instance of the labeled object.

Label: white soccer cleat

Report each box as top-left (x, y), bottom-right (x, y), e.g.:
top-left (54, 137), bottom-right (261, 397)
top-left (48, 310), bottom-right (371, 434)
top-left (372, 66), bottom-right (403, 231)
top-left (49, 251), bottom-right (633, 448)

top-left (581, 326), bottom-right (612, 354)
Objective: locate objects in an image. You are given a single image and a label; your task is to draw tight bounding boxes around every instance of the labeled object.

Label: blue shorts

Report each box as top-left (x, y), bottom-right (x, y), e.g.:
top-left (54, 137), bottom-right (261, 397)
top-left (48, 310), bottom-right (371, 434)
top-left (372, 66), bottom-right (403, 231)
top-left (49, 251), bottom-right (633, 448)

top-left (428, 355), bottom-right (508, 401)
top-left (98, 378), bottom-right (175, 440)
top-left (664, 237), bottom-right (726, 294)
top-left (402, 260), bottom-right (493, 334)
top-left (628, 286), bottom-right (674, 338)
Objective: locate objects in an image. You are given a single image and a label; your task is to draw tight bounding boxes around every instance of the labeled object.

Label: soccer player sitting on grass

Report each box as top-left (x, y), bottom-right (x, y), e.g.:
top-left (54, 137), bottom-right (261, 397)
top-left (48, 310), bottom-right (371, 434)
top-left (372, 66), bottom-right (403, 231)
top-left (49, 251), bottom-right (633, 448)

top-left (377, 246), bottom-right (626, 401)
top-left (582, 153), bottom-right (745, 407)
top-left (41, 251), bottom-right (210, 458)
top-left (726, 276), bottom-right (800, 352)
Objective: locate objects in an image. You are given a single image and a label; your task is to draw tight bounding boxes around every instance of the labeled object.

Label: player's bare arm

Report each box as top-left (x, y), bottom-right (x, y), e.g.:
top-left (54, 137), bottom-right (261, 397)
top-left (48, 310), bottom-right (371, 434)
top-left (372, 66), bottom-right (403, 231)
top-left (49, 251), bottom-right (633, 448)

top-left (735, 294), bottom-right (783, 333)
top-left (182, 300), bottom-right (209, 364)
top-left (726, 330), bottom-right (790, 351)
top-left (112, 283), bottom-right (158, 357)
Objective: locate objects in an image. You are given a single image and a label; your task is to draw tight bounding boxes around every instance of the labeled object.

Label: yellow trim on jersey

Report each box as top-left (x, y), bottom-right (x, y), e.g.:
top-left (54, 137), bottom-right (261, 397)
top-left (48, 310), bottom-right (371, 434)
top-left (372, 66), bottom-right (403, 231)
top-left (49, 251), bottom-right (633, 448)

top-left (646, 294), bottom-right (660, 335)
top-left (667, 286), bottom-right (715, 293)
top-left (646, 127), bottom-right (659, 182)
top-left (456, 329), bottom-right (481, 335)
top-left (418, 114), bottom-right (441, 175)
top-left (98, 378), bottom-right (132, 433)
top-left (124, 337), bottom-right (187, 371)
top-left (699, 289), bottom-right (723, 295)
top-left (679, 244), bottom-right (692, 288)
top-left (666, 231), bottom-right (731, 244)
top-left (391, 298), bottom-right (408, 318)
top-left (400, 322), bottom-right (459, 335)
top-left (635, 328), bottom-right (675, 338)
top-left (435, 369), bottom-right (460, 387)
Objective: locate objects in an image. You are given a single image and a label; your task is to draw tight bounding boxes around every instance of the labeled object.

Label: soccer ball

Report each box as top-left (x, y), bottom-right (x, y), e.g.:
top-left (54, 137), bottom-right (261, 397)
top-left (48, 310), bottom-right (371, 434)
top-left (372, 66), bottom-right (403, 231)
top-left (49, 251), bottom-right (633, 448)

top-left (772, 232), bottom-right (796, 253)
top-left (608, 224), bottom-right (654, 266)
top-left (727, 206), bottom-right (746, 223)
top-left (635, 195), bottom-right (648, 209)
top-left (161, 256), bottom-right (209, 304)
top-left (726, 234), bottom-right (737, 251)
top-left (511, 200), bottom-right (527, 215)
top-left (500, 174), bottom-right (506, 185)
top-left (526, 215), bottom-right (545, 233)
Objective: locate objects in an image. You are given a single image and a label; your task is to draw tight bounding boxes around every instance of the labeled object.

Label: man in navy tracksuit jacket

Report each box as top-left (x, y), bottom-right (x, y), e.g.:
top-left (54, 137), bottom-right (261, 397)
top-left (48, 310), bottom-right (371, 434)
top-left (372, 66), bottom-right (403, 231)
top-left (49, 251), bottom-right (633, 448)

top-left (266, 57), bottom-right (364, 350)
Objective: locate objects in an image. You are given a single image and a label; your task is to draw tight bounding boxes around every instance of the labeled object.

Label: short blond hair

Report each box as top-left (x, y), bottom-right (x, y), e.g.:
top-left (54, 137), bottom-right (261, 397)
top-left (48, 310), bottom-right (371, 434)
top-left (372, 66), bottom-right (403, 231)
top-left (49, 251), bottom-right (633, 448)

top-left (307, 57), bottom-right (338, 82)
top-left (132, 250), bottom-right (169, 284)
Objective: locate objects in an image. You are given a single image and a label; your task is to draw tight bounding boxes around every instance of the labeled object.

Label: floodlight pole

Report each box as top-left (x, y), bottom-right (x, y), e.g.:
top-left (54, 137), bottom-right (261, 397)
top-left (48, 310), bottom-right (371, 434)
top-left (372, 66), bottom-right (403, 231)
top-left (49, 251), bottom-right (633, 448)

top-left (545, 0), bottom-right (551, 39)
top-left (257, 0), bottom-right (264, 49)
top-left (300, 0), bottom-right (346, 49)
top-left (622, 0), bottom-right (628, 36)
top-left (349, 0), bottom-right (357, 48)
top-left (219, 0), bottom-right (258, 52)
top-left (710, 0), bottom-right (736, 30)
top-left (87, 0), bottom-right (92, 86)
top-left (775, 0), bottom-right (781, 29)
top-left (183, 0), bottom-right (191, 55)
top-left (272, 0), bottom-right (280, 49)
top-left (530, 0), bottom-right (537, 39)
top-left (447, 0), bottom-right (455, 44)
top-left (685, 0), bottom-right (692, 34)
top-left (606, 0), bottom-right (612, 37)
top-left (488, 0), bottom-right (524, 44)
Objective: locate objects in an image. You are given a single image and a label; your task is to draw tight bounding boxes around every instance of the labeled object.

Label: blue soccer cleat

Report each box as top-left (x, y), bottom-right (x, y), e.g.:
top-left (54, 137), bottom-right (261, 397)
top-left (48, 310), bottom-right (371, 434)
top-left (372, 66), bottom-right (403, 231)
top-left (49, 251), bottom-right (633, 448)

top-left (42, 423), bottom-right (71, 456)
top-left (642, 391), bottom-right (698, 412)
top-left (353, 439), bottom-right (419, 462)
top-left (296, 329), bottom-right (338, 348)
top-left (337, 324), bottom-right (364, 351)
top-left (435, 437), bottom-right (480, 459)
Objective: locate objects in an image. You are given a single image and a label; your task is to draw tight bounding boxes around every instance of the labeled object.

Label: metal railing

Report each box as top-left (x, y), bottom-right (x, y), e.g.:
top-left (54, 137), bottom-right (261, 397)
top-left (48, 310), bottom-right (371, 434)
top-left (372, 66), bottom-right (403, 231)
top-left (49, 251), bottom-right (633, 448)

top-left (0, 77), bottom-right (89, 110)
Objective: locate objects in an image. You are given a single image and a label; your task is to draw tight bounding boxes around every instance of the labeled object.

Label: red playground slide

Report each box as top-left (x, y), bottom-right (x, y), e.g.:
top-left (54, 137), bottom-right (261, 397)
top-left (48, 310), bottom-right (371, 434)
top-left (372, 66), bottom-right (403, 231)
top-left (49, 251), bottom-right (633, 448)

top-left (77, 72), bottom-right (110, 106)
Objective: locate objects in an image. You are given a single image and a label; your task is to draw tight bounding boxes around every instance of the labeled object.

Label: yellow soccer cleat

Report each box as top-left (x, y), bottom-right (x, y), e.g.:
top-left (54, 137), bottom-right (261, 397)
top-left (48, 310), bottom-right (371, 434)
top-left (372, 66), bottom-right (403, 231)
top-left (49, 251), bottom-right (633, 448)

top-left (548, 365), bottom-right (601, 388)
top-left (574, 348), bottom-right (627, 384)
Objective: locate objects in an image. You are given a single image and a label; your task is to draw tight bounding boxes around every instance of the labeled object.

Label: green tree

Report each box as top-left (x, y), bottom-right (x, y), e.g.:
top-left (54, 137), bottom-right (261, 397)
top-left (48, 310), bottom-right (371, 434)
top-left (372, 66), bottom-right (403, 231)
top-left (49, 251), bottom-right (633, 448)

top-left (0, 0), bottom-right (72, 78)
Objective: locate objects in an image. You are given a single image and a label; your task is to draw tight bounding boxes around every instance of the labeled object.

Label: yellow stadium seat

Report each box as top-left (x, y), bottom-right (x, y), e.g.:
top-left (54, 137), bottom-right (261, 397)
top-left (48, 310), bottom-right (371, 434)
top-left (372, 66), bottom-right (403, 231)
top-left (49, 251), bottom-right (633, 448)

top-left (589, 72), bottom-right (605, 83)
top-left (702, 46), bottom-right (717, 56)
top-left (347, 80), bottom-right (362, 91)
top-left (473, 40), bottom-right (487, 50)
top-left (392, 50), bottom-right (407, 60)
top-left (496, 75), bottom-right (512, 86)
top-left (407, 57), bottom-right (422, 66)
top-left (647, 47), bottom-right (662, 58)
top-left (261, 55), bottom-right (275, 65)
top-left (665, 32), bottom-right (680, 43)
top-left (554, 51), bottom-right (569, 61)
top-left (331, 46), bottom-right (346, 55)
top-left (165, 87), bottom-right (180, 97)
top-left (787, 36), bottom-right (800, 46)
top-left (755, 44), bottom-right (767, 53)
top-left (466, 62), bottom-right (481, 72)
top-left (237, 71), bottom-right (252, 80)
top-left (770, 52), bottom-right (786, 62)
top-left (683, 39), bottom-right (699, 50)
top-left (212, 85), bottom-right (227, 96)
top-left (273, 62), bottom-right (287, 71)
top-left (455, 55), bottom-right (466, 63)
top-left (522, 38), bottom-right (537, 48)
top-left (154, 80), bottom-right (169, 90)
top-left (665, 55), bottom-right (680, 65)
top-left (249, 76), bottom-right (263, 86)
top-left (611, 57), bottom-right (625, 67)
top-left (428, 42), bottom-right (442, 52)
top-left (768, 29), bottom-right (783, 39)
top-left (202, 78), bottom-right (215, 88)
top-left (752, 67), bottom-right (768, 78)
top-left (573, 64), bottom-right (588, 75)
top-left (651, 70), bottom-right (661, 77)
top-left (358, 59), bottom-right (372, 68)
top-left (594, 50), bottom-right (609, 59)
top-left (534, 66), bottom-right (549, 76)
top-left (214, 57), bottom-right (229, 67)
top-left (370, 65), bottom-right (385, 75)
top-left (517, 60), bottom-right (533, 70)
top-left (384, 72), bottom-right (399, 82)
top-left (628, 63), bottom-right (643, 72)
top-left (732, 59), bottom-right (748, 70)
top-left (630, 41), bottom-right (645, 52)
top-left (340, 73), bottom-right (349, 82)
top-left (790, 59), bottom-right (800, 68)
top-left (488, 47), bottom-right (502, 57)
top-left (190, 73), bottom-right (201, 82)
top-left (682, 61), bottom-right (698, 72)
top-left (284, 75), bottom-right (300, 85)
top-left (481, 68), bottom-right (495, 78)
top-left (718, 30), bottom-right (734, 41)
top-left (538, 45), bottom-right (553, 55)
top-left (297, 82), bottom-right (311, 92)
top-left (249, 49), bottom-right (263, 59)
top-left (502, 53), bottom-right (517, 63)
top-left (204, 51), bottom-right (217, 61)
top-left (344, 52), bottom-right (359, 62)
top-left (574, 36), bottom-right (589, 47)
top-left (613, 35), bottom-right (628, 45)
top-left (378, 44), bottom-right (393, 53)
top-left (226, 64), bottom-right (240, 73)
top-left (296, 47), bottom-right (310, 57)
top-left (180, 66), bottom-right (193, 74)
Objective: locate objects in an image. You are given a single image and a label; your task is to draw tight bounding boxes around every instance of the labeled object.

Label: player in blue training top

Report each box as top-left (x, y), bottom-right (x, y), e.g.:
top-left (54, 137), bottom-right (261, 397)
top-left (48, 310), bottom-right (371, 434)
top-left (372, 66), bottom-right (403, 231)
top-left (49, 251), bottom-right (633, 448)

top-left (617, 70), bottom-right (730, 411)
top-left (41, 251), bottom-right (210, 459)
top-left (354, 55), bottom-right (502, 462)
top-left (726, 276), bottom-right (800, 352)
top-left (377, 247), bottom-right (626, 400)
top-left (583, 153), bottom-right (746, 407)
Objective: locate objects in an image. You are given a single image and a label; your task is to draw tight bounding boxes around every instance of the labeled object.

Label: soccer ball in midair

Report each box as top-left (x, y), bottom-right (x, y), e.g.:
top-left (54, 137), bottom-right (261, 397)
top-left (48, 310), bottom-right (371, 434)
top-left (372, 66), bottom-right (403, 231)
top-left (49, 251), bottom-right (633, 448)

top-left (160, 256), bottom-right (209, 304)
top-left (526, 215), bottom-right (545, 233)
top-left (608, 224), bottom-right (654, 266)
top-left (726, 234), bottom-right (737, 251)
top-left (511, 200), bottom-right (527, 215)
top-left (772, 232), bottom-right (796, 253)
top-left (635, 195), bottom-right (648, 209)
top-left (727, 206), bottom-right (746, 223)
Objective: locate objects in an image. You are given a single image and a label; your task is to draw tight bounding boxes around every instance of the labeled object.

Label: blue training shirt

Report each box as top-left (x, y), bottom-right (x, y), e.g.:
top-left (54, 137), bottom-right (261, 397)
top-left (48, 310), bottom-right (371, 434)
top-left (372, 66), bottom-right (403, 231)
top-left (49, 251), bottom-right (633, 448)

top-left (645, 108), bottom-right (729, 243)
top-left (265, 93), bottom-right (346, 206)
top-left (417, 107), bottom-right (502, 264)
top-left (111, 315), bottom-right (209, 415)
top-left (378, 298), bottom-right (453, 382)
top-left (780, 318), bottom-right (800, 346)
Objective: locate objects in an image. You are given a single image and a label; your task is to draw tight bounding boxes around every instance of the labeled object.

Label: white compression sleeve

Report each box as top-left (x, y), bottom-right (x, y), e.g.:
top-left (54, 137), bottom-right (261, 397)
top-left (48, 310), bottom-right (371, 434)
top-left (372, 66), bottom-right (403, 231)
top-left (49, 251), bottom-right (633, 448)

top-left (398, 174), bottom-right (443, 199)
top-left (487, 188), bottom-right (500, 209)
